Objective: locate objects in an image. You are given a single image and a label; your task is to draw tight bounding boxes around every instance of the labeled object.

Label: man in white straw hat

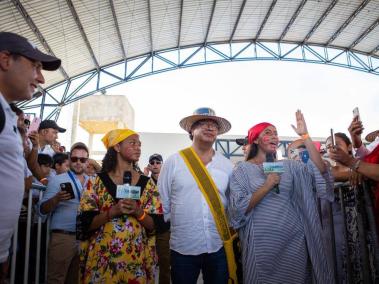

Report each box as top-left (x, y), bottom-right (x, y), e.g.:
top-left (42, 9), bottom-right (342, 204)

top-left (158, 107), bottom-right (234, 284)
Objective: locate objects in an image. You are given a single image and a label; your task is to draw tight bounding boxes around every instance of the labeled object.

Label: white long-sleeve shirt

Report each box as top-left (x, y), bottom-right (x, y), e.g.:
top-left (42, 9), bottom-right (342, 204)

top-left (158, 151), bottom-right (233, 255)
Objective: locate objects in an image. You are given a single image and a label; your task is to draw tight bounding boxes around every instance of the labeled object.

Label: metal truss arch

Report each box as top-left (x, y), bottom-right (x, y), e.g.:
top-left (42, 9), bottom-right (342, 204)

top-left (20, 41), bottom-right (379, 120)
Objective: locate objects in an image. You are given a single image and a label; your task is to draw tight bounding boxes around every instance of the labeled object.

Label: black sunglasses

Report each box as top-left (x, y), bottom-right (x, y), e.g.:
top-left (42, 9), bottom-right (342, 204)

top-left (149, 160), bottom-right (162, 165)
top-left (70, 157), bottom-right (88, 163)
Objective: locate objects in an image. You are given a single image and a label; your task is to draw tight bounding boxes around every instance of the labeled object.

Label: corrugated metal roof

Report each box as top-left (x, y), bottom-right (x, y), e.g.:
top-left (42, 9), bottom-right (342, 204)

top-left (2, 0), bottom-right (379, 89)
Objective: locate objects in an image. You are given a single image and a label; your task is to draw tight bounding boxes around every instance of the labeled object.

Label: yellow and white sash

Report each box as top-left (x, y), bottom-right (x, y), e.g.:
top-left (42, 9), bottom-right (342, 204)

top-left (179, 147), bottom-right (238, 284)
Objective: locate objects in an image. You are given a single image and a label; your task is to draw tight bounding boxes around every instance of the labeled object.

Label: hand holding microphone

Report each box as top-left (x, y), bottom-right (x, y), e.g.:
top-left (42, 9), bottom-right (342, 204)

top-left (265, 173), bottom-right (280, 191)
top-left (263, 153), bottom-right (282, 194)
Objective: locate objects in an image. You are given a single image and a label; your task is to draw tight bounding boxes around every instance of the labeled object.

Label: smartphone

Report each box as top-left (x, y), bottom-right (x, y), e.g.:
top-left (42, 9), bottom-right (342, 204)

top-left (27, 117), bottom-right (41, 135)
top-left (353, 107), bottom-right (360, 121)
top-left (330, 128), bottom-right (336, 147)
top-left (59, 182), bottom-right (75, 199)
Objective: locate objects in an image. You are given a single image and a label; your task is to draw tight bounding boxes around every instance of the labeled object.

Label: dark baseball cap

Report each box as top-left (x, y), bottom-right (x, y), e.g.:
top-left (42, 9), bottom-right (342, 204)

top-left (38, 120), bottom-right (66, 133)
top-left (236, 136), bottom-right (248, 146)
top-left (149, 153), bottom-right (163, 163)
top-left (0, 32), bottom-right (61, 71)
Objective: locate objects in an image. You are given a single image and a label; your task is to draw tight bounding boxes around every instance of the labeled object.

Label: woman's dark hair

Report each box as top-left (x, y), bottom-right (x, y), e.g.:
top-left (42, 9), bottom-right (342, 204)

top-left (38, 153), bottom-right (53, 167)
top-left (326, 132), bottom-right (352, 155)
top-left (245, 143), bottom-right (259, 161)
top-left (334, 132), bottom-right (352, 147)
top-left (102, 148), bottom-right (118, 173)
top-left (101, 147), bottom-right (140, 173)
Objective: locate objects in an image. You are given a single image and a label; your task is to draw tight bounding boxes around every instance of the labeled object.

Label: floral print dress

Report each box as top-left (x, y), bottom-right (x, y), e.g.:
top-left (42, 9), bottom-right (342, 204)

top-left (78, 173), bottom-right (163, 284)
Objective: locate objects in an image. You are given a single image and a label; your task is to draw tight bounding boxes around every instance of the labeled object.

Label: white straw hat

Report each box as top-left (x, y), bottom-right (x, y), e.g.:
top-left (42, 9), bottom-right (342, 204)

top-left (179, 107), bottom-right (231, 135)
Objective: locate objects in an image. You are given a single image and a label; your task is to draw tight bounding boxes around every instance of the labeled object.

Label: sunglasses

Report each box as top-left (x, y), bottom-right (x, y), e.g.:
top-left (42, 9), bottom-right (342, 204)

top-left (149, 160), bottom-right (162, 165)
top-left (70, 157), bottom-right (88, 163)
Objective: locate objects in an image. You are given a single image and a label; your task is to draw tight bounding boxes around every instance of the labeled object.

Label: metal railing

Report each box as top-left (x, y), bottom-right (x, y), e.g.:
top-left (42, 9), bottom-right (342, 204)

top-left (8, 180), bottom-right (379, 284)
top-left (10, 183), bottom-right (49, 284)
top-left (326, 181), bottom-right (379, 283)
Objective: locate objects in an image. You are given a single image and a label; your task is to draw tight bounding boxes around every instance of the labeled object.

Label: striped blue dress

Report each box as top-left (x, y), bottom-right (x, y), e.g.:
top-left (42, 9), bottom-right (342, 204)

top-left (228, 160), bottom-right (335, 284)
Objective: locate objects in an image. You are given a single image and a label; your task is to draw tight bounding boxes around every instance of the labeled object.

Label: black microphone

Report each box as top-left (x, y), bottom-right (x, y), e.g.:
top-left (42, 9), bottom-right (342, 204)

top-left (123, 171), bottom-right (132, 184)
top-left (266, 153), bottom-right (280, 194)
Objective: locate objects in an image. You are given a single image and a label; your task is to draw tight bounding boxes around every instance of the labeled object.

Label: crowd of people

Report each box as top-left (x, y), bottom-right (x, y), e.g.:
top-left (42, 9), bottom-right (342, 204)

top-left (1, 31), bottom-right (379, 284)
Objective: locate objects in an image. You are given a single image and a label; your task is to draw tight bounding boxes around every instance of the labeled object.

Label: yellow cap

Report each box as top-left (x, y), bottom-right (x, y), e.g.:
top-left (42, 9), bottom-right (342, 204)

top-left (101, 129), bottom-right (138, 149)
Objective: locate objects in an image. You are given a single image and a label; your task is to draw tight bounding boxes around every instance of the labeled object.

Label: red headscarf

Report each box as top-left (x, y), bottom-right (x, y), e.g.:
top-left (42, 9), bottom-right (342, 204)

top-left (248, 122), bottom-right (274, 144)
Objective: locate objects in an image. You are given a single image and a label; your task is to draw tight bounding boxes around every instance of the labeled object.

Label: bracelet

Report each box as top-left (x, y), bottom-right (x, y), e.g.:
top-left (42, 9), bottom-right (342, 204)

top-left (350, 159), bottom-right (361, 171)
top-left (137, 211), bottom-right (146, 221)
top-left (301, 133), bottom-right (310, 140)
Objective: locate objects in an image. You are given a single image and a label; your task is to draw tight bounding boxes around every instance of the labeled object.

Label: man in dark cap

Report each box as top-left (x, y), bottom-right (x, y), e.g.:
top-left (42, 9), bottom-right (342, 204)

top-left (235, 136), bottom-right (250, 159)
top-left (145, 153), bottom-right (163, 184)
top-left (38, 120), bottom-right (66, 156)
top-left (0, 32), bottom-right (61, 282)
top-left (26, 119), bottom-right (66, 181)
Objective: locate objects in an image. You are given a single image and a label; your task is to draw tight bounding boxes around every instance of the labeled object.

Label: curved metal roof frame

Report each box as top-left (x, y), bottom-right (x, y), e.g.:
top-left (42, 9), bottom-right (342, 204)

top-left (18, 41), bottom-right (379, 120)
top-left (2, 0), bottom-right (379, 119)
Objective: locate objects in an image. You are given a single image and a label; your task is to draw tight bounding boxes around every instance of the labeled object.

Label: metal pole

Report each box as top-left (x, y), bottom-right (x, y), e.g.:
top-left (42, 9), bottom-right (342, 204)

top-left (45, 217), bottom-right (50, 283)
top-left (10, 222), bottom-right (18, 284)
top-left (23, 189), bottom-right (33, 284)
top-left (35, 190), bottom-right (44, 284)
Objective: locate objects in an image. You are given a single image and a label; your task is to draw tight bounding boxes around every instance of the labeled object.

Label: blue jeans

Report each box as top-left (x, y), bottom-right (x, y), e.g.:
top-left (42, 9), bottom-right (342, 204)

top-left (171, 247), bottom-right (228, 284)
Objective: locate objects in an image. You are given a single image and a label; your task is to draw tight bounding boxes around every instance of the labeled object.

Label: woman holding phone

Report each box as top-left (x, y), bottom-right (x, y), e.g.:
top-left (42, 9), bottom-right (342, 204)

top-left (227, 111), bottom-right (335, 283)
top-left (77, 129), bottom-right (163, 284)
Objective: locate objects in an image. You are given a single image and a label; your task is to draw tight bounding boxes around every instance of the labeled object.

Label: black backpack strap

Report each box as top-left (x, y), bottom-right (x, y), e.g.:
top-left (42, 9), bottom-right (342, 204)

top-left (97, 172), bottom-right (118, 203)
top-left (0, 103), bottom-right (5, 134)
top-left (136, 175), bottom-right (149, 197)
top-left (97, 172), bottom-right (150, 202)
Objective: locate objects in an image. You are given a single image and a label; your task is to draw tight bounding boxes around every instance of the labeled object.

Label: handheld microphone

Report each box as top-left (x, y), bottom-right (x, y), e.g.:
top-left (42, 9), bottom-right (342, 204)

top-left (123, 171), bottom-right (132, 185)
top-left (266, 153), bottom-right (280, 194)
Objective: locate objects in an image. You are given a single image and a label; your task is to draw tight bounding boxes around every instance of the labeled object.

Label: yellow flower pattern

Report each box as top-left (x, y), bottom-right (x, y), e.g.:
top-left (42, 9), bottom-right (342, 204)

top-left (79, 175), bottom-right (163, 284)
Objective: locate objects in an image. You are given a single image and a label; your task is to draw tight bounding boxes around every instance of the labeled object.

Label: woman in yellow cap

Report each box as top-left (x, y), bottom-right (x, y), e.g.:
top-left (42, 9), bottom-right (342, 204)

top-left (77, 129), bottom-right (163, 283)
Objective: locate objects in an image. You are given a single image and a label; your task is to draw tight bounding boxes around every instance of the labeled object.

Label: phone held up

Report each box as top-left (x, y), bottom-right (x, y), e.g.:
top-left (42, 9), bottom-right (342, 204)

top-left (59, 182), bottom-right (75, 199)
top-left (27, 117), bottom-right (41, 136)
top-left (330, 128), bottom-right (336, 148)
top-left (353, 107), bottom-right (360, 122)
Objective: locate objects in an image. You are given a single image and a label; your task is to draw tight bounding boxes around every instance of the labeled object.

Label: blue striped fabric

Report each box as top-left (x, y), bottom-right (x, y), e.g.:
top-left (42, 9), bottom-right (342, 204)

top-left (228, 160), bottom-right (335, 284)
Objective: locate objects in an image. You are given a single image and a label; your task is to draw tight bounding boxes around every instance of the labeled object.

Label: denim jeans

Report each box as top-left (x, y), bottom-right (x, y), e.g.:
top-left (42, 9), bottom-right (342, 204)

top-left (171, 247), bottom-right (228, 284)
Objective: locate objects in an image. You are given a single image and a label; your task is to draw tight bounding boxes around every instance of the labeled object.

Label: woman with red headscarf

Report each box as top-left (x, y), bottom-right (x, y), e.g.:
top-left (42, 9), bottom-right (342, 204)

top-left (228, 111), bottom-right (335, 284)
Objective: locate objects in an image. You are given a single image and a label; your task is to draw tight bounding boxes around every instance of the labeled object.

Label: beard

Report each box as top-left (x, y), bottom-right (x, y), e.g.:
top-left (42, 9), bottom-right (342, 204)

top-left (70, 167), bottom-right (84, 175)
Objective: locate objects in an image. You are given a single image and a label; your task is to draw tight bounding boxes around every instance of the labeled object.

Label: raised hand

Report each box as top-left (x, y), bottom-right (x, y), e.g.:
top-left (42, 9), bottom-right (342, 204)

top-left (348, 117), bottom-right (364, 136)
top-left (348, 117), bottom-right (364, 148)
top-left (291, 110), bottom-right (308, 136)
top-left (28, 131), bottom-right (40, 148)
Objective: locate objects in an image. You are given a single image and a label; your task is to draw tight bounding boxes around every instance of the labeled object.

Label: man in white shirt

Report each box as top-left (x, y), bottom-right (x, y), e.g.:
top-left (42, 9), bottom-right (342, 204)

top-left (0, 31), bottom-right (60, 282)
top-left (158, 107), bottom-right (233, 284)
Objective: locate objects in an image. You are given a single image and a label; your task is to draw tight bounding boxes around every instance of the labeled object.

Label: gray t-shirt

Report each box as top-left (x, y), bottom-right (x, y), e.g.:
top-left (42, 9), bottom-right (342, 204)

top-left (0, 93), bottom-right (24, 262)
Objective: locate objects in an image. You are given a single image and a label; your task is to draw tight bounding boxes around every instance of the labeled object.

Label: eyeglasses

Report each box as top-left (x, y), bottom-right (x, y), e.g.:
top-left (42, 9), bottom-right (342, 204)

top-left (70, 157), bottom-right (88, 163)
top-left (197, 121), bottom-right (220, 130)
top-left (149, 160), bottom-right (162, 165)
